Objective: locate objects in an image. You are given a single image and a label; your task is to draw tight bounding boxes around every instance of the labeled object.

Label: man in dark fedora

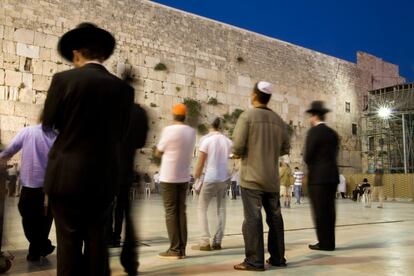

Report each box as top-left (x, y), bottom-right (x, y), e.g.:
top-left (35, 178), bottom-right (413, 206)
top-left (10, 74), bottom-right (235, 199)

top-left (42, 23), bottom-right (134, 275)
top-left (304, 101), bottom-right (339, 251)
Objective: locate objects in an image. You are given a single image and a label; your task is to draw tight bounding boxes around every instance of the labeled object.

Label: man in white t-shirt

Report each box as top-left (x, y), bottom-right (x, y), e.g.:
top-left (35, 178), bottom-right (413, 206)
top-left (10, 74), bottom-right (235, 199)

top-left (155, 103), bottom-right (196, 259)
top-left (193, 118), bottom-right (232, 251)
top-left (293, 167), bottom-right (304, 204)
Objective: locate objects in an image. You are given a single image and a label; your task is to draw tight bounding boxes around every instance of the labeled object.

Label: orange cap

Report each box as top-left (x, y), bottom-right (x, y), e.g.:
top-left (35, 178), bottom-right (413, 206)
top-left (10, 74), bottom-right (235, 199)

top-left (172, 103), bottom-right (187, 116)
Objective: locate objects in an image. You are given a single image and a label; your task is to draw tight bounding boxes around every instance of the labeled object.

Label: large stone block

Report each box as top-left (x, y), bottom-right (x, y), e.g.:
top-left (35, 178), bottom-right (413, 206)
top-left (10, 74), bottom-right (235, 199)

top-left (0, 100), bottom-right (15, 115)
top-left (3, 26), bottom-right (14, 40)
top-left (4, 70), bottom-right (22, 87)
top-left (14, 102), bottom-right (41, 119)
top-left (238, 75), bottom-right (252, 88)
top-left (18, 88), bottom-right (36, 104)
top-left (32, 59), bottom-right (43, 75)
top-left (34, 32), bottom-right (47, 47)
top-left (0, 115), bottom-right (26, 132)
top-left (42, 61), bottom-right (57, 76)
top-left (15, 43), bottom-right (39, 59)
top-left (2, 53), bottom-right (20, 71)
top-left (22, 73), bottom-right (33, 89)
top-left (2, 40), bottom-right (15, 54)
top-left (0, 69), bottom-right (4, 85)
top-left (0, 87), bottom-right (6, 101)
top-left (14, 28), bottom-right (34, 44)
top-left (32, 75), bottom-right (51, 91)
top-left (44, 34), bottom-right (59, 49)
top-left (39, 47), bottom-right (51, 60)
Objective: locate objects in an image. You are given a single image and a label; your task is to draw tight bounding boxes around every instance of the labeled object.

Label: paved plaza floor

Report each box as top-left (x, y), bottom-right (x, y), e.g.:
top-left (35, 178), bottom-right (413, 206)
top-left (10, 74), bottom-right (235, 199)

top-left (2, 194), bottom-right (414, 275)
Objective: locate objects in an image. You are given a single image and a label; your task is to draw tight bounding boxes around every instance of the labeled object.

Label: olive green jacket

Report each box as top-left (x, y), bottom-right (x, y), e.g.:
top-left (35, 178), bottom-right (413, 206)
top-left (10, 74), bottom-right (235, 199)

top-left (232, 107), bottom-right (290, 192)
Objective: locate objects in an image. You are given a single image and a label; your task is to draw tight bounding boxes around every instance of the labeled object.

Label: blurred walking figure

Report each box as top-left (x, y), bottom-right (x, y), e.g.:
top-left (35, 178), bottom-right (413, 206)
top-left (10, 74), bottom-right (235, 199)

top-left (193, 118), bottom-right (232, 251)
top-left (293, 167), bottom-right (304, 204)
top-left (155, 104), bottom-right (196, 259)
top-left (372, 169), bottom-right (384, 208)
top-left (305, 101), bottom-right (339, 251)
top-left (279, 162), bottom-right (292, 208)
top-left (42, 23), bottom-right (133, 276)
top-left (337, 174), bottom-right (346, 199)
top-left (233, 81), bottom-right (290, 271)
top-left (0, 124), bottom-right (57, 262)
top-left (230, 168), bottom-right (239, 200)
top-left (6, 163), bottom-right (18, 197)
top-left (153, 171), bottom-right (160, 194)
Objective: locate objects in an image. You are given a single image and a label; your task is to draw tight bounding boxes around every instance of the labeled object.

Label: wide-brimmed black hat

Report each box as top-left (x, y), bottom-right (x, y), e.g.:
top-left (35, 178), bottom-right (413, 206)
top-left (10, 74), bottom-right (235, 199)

top-left (58, 22), bottom-right (115, 62)
top-left (306, 101), bottom-right (331, 114)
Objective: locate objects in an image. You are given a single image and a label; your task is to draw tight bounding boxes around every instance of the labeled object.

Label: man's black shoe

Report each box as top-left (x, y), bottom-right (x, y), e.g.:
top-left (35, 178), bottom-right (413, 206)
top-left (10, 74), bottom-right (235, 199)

top-left (26, 254), bottom-right (40, 262)
top-left (266, 258), bottom-right (287, 267)
top-left (234, 262), bottom-right (265, 271)
top-left (308, 243), bottom-right (335, 251)
top-left (41, 245), bottom-right (56, 257)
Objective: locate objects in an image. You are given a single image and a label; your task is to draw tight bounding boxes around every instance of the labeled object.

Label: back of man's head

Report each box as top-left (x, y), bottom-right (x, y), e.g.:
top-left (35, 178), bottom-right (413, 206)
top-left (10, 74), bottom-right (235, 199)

top-left (211, 117), bottom-right (221, 130)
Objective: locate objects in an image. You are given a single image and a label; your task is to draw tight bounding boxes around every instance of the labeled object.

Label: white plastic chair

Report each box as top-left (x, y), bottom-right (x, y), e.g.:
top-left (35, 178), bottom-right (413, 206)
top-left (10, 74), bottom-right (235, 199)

top-left (361, 187), bottom-right (372, 207)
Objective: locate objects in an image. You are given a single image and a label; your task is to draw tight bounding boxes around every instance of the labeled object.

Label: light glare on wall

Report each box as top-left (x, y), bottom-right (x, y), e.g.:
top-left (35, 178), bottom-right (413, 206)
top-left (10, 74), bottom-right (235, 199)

top-left (377, 106), bottom-right (391, 119)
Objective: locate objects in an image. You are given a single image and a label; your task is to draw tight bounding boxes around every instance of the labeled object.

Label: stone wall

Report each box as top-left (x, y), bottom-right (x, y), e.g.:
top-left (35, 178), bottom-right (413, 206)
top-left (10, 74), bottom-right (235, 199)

top-left (0, 0), bottom-right (404, 173)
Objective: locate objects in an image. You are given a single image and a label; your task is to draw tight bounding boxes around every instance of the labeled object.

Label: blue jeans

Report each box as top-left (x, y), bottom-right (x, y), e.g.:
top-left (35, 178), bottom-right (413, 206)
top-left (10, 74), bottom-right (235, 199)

top-left (294, 185), bottom-right (302, 204)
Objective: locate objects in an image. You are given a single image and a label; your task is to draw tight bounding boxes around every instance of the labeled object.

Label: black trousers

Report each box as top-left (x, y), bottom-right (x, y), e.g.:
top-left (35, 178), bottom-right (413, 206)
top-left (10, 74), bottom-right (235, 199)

top-left (120, 191), bottom-right (138, 273)
top-left (110, 188), bottom-right (139, 273)
top-left (108, 192), bottom-right (128, 242)
top-left (160, 182), bottom-right (188, 255)
top-left (231, 181), bottom-right (238, 199)
top-left (8, 175), bottom-right (17, 196)
top-left (308, 184), bottom-right (337, 249)
top-left (50, 198), bottom-right (111, 276)
top-left (240, 187), bottom-right (285, 268)
top-left (18, 187), bottom-right (53, 257)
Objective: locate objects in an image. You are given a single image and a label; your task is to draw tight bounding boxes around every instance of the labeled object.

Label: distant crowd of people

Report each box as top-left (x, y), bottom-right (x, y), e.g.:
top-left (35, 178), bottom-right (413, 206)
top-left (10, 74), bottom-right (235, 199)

top-left (0, 22), bottom-right (386, 276)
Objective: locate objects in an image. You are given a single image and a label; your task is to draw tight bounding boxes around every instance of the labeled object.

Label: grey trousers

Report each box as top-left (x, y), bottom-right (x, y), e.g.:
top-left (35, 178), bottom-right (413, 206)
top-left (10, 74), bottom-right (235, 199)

top-left (197, 181), bottom-right (228, 246)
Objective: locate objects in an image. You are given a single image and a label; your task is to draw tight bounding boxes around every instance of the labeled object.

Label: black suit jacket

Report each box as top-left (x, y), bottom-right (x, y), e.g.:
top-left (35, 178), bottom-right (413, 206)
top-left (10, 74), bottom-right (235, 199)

top-left (42, 63), bottom-right (134, 207)
top-left (304, 123), bottom-right (340, 186)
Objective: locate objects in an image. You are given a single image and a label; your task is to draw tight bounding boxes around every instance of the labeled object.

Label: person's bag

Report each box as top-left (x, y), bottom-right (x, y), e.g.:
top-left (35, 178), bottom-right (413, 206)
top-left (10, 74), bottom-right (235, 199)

top-left (194, 178), bottom-right (203, 194)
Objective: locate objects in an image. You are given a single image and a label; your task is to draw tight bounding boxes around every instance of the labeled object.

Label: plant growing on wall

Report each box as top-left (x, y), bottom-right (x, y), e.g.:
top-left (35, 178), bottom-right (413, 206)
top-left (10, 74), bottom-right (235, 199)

top-left (183, 98), bottom-right (201, 127)
top-left (154, 63), bottom-right (167, 71)
top-left (220, 108), bottom-right (244, 137)
top-left (197, 124), bottom-right (208, 135)
top-left (207, 97), bottom-right (219, 106)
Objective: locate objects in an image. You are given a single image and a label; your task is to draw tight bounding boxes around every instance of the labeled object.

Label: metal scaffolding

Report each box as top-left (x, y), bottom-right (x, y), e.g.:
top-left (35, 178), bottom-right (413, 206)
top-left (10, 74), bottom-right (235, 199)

top-left (361, 83), bottom-right (414, 173)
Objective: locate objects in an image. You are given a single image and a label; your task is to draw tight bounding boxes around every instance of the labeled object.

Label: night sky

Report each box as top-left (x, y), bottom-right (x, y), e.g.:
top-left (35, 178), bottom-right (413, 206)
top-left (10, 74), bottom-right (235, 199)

top-left (152, 0), bottom-right (414, 82)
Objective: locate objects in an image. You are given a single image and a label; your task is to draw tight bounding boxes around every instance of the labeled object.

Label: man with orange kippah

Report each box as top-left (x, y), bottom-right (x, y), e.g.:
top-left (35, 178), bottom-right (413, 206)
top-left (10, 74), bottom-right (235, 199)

top-left (155, 103), bottom-right (196, 259)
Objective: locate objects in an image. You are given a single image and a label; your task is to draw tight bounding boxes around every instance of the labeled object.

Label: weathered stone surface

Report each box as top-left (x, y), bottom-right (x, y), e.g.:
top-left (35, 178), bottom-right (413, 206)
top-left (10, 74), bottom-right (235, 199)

top-left (0, 0), bottom-right (405, 172)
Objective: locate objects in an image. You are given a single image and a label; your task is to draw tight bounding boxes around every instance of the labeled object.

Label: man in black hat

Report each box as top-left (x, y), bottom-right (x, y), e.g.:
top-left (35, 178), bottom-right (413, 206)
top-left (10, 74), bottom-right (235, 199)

top-left (304, 101), bottom-right (339, 251)
top-left (42, 23), bottom-right (134, 275)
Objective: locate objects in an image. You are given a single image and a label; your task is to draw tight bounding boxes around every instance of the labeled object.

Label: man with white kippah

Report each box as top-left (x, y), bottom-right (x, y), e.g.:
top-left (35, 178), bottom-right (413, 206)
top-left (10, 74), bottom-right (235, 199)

top-left (232, 81), bottom-right (290, 271)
